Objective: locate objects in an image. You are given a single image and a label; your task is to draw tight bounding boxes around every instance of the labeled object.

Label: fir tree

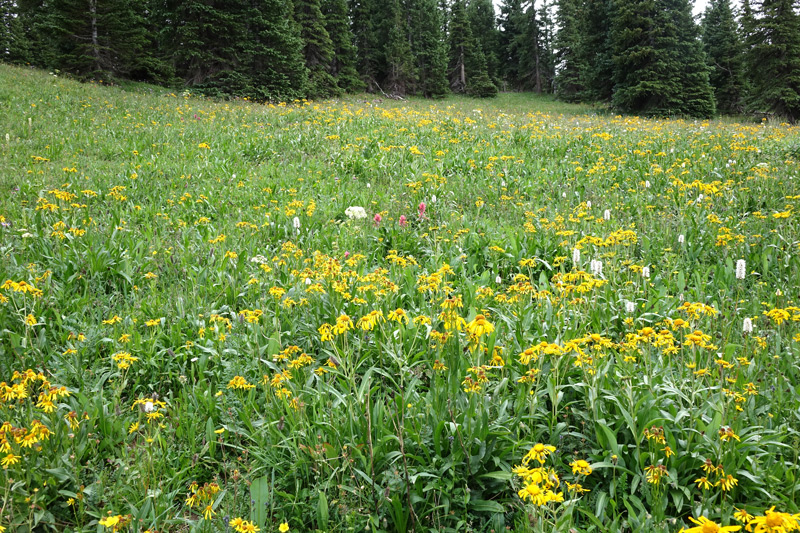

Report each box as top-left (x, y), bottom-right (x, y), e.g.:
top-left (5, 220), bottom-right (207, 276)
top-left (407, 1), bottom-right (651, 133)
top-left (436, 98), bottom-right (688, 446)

top-left (701, 0), bottom-right (746, 114)
top-left (447, 0), bottom-right (496, 96)
top-left (668, 0), bottom-right (715, 117)
top-left (467, 0), bottom-right (500, 85)
top-left (13, 0), bottom-right (56, 66)
top-left (554, 0), bottom-right (586, 101)
top-left (350, 0), bottom-right (380, 91)
top-left (322, 0), bottom-right (362, 92)
top-left (497, 0), bottom-right (525, 90)
top-left (166, 0), bottom-right (244, 86)
top-left (745, 0), bottom-right (800, 121)
top-left (611, 0), bottom-right (714, 117)
top-left (46, 0), bottom-right (159, 79)
top-left (241, 0), bottom-right (309, 101)
top-left (381, 0), bottom-right (416, 95)
top-left (0, 0), bottom-right (26, 63)
top-left (517, 2), bottom-right (545, 92)
top-left (408, 0), bottom-right (449, 97)
top-left (579, 0), bottom-right (613, 101)
top-left (295, 0), bottom-right (339, 98)
top-left (535, 0), bottom-right (556, 93)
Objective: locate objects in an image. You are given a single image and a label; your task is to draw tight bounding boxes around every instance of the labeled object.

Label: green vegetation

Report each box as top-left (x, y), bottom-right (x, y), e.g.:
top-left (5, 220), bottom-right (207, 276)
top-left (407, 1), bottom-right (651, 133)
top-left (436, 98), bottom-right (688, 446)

top-left (1, 64), bottom-right (800, 533)
top-left (3, 0), bottom-right (800, 120)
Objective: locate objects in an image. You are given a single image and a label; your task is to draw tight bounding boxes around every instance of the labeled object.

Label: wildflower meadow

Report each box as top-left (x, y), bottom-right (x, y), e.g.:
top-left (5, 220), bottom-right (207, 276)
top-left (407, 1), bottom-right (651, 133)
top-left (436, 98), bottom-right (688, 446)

top-left (1, 64), bottom-right (800, 533)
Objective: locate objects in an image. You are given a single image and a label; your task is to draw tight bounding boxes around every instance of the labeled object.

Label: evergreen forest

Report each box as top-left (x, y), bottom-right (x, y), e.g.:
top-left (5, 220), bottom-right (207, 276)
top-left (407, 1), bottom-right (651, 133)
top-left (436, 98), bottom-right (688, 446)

top-left (2, 1), bottom-right (800, 113)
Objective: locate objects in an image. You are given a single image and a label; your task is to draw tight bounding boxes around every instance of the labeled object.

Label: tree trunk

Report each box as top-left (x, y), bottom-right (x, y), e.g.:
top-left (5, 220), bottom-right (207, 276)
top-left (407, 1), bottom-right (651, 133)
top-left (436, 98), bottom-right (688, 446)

top-left (90, 0), bottom-right (100, 73)
top-left (459, 46), bottom-right (466, 88)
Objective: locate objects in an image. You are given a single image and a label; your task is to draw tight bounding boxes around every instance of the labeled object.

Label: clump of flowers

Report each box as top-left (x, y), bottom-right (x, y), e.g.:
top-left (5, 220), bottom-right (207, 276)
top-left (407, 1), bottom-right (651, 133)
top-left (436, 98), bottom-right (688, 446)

top-left (513, 443), bottom-right (563, 506)
top-left (344, 206), bottom-right (367, 220)
top-left (736, 506), bottom-right (800, 532)
top-left (185, 481), bottom-right (221, 520)
top-left (98, 513), bottom-right (132, 532)
top-left (230, 517), bottom-right (261, 532)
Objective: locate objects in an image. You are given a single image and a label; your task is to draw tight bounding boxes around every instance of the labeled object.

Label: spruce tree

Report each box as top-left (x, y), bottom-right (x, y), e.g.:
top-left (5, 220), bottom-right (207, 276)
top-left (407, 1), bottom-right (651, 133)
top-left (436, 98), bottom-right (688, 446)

top-left (0, 0), bottom-right (24, 63)
top-left (611, 0), bottom-right (714, 117)
top-left (579, 0), bottom-right (613, 101)
top-left (350, 0), bottom-right (380, 91)
top-left (666, 0), bottom-right (715, 117)
top-left (701, 0), bottom-right (746, 114)
top-left (745, 0), bottom-right (800, 121)
top-left (322, 0), bottom-right (362, 92)
top-left (241, 0), bottom-right (309, 101)
top-left (46, 0), bottom-right (159, 79)
top-left (535, 0), bottom-right (556, 93)
top-left (517, 2), bottom-right (545, 92)
top-left (467, 0), bottom-right (500, 85)
top-left (295, 0), bottom-right (340, 98)
top-left (381, 0), bottom-right (416, 95)
top-left (554, 0), bottom-right (586, 102)
top-left (13, 0), bottom-right (57, 67)
top-left (165, 0), bottom-right (243, 87)
top-left (497, 0), bottom-right (525, 90)
top-left (408, 0), bottom-right (449, 98)
top-left (448, 0), bottom-right (496, 96)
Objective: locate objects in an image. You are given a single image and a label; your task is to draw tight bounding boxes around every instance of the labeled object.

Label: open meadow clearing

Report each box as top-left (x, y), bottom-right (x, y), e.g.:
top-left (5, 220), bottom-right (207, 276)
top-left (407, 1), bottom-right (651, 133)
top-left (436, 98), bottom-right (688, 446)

top-left (1, 64), bottom-right (800, 532)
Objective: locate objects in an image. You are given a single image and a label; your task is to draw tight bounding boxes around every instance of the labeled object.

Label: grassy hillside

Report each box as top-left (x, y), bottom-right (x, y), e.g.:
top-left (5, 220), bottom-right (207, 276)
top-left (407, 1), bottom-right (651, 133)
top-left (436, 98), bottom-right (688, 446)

top-left (1, 64), bottom-right (800, 533)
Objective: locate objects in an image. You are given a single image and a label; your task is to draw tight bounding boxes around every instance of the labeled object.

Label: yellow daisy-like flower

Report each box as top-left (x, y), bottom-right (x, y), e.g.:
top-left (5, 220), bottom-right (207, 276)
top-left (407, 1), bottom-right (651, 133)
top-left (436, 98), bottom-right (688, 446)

top-left (570, 459), bottom-right (592, 476)
top-left (717, 474), bottom-right (738, 492)
top-left (279, 522), bottom-right (290, 532)
top-left (387, 308), bottom-right (409, 324)
top-left (1, 453), bottom-right (21, 468)
top-left (227, 376), bottom-right (255, 390)
top-left (679, 515), bottom-right (741, 533)
top-left (746, 507), bottom-right (800, 533)
top-left (733, 508), bottom-right (754, 524)
top-left (25, 313), bottom-right (37, 326)
top-left (523, 443), bottom-right (556, 465)
top-left (695, 476), bottom-right (713, 490)
top-left (203, 503), bottom-right (215, 520)
top-left (465, 314), bottom-right (494, 337)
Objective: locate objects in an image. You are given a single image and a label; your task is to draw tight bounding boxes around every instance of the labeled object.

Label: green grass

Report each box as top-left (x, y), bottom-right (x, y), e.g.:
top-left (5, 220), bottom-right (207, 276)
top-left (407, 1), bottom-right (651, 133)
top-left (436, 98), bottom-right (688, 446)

top-left (1, 63), bottom-right (800, 533)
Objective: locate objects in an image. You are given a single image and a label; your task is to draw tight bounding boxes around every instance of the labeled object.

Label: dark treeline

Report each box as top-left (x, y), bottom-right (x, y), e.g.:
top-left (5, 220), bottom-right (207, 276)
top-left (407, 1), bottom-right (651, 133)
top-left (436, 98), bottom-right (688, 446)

top-left (1, 0), bottom-right (799, 120)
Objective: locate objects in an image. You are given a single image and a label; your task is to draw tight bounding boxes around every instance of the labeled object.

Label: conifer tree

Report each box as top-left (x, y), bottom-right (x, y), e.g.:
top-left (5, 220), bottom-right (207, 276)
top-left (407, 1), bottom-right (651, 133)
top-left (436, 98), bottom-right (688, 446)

top-left (240, 0), bottom-right (309, 101)
top-left (447, 0), bottom-right (496, 96)
top-left (517, 2), bottom-right (546, 92)
top-left (667, 0), bottom-right (715, 117)
top-left (349, 0), bottom-right (380, 91)
top-left (0, 0), bottom-right (24, 62)
top-left (408, 0), bottom-right (449, 97)
top-left (381, 0), bottom-right (416, 95)
top-left (467, 0), bottom-right (500, 85)
top-left (578, 0), bottom-right (613, 101)
top-left (611, 0), bottom-right (714, 117)
top-left (295, 0), bottom-right (339, 98)
top-left (554, 0), bottom-right (585, 101)
top-left (0, 0), bottom-right (11, 59)
top-left (745, 0), bottom-right (800, 121)
top-left (47, 0), bottom-right (158, 79)
top-left (535, 0), bottom-right (556, 92)
top-left (165, 0), bottom-right (243, 86)
top-left (497, 0), bottom-right (525, 90)
top-left (701, 0), bottom-right (746, 114)
top-left (322, 0), bottom-right (362, 92)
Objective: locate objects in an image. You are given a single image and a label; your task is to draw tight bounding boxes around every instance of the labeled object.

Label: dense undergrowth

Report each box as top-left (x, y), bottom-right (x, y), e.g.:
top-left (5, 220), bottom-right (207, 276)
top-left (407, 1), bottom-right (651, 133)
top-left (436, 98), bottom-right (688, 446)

top-left (1, 64), bottom-right (800, 532)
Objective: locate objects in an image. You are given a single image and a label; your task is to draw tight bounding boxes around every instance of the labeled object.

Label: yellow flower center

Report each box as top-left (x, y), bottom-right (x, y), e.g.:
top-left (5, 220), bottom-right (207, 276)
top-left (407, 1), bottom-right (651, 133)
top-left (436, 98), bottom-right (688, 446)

top-left (765, 514), bottom-right (783, 527)
top-left (701, 521), bottom-right (720, 533)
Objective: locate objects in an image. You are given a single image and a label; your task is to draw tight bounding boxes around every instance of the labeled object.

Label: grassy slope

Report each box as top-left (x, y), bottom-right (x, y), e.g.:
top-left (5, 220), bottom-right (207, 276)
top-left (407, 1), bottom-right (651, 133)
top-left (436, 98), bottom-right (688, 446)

top-left (1, 64), bottom-right (800, 532)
